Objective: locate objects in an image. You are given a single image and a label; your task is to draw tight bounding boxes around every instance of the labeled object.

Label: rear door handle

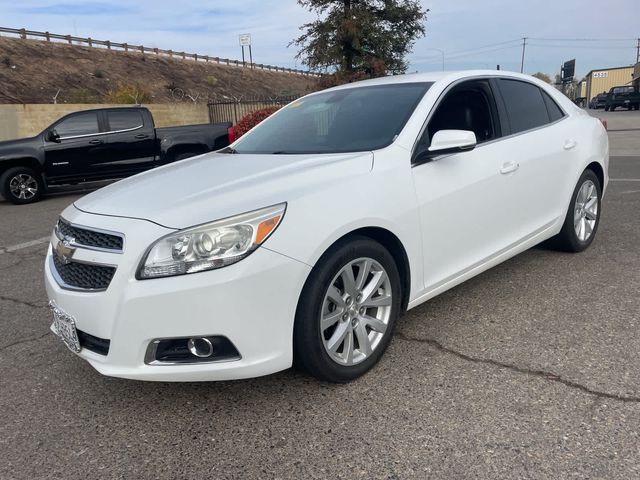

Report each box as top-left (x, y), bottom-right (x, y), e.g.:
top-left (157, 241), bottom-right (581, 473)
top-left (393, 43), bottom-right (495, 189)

top-left (500, 161), bottom-right (519, 174)
top-left (88, 139), bottom-right (104, 145)
top-left (134, 134), bottom-right (150, 139)
top-left (563, 139), bottom-right (577, 150)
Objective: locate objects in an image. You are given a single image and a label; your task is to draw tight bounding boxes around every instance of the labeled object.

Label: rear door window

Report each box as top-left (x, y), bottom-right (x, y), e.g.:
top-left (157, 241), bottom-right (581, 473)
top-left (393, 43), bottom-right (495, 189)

top-left (107, 110), bottom-right (144, 132)
top-left (55, 112), bottom-right (100, 138)
top-left (498, 79), bottom-right (551, 134)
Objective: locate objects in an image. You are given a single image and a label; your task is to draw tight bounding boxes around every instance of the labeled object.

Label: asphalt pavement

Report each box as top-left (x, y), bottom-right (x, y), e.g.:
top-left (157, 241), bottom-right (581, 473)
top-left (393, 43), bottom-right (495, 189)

top-left (0, 111), bottom-right (639, 479)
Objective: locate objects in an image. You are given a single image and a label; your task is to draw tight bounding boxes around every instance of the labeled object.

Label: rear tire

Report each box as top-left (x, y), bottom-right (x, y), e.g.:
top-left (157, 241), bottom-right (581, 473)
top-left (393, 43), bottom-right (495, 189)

top-left (293, 236), bottom-right (401, 383)
top-left (547, 169), bottom-right (601, 253)
top-left (0, 166), bottom-right (44, 205)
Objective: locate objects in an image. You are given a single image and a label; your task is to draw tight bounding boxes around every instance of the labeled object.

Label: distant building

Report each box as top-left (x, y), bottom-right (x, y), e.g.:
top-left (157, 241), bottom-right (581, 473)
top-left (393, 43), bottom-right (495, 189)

top-left (578, 80), bottom-right (587, 98)
top-left (633, 62), bottom-right (640, 90)
top-left (583, 66), bottom-right (634, 101)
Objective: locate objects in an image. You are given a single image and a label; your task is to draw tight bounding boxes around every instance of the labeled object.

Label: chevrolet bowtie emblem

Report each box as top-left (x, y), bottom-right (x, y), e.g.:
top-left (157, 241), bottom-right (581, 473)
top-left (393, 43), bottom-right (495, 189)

top-left (55, 237), bottom-right (76, 265)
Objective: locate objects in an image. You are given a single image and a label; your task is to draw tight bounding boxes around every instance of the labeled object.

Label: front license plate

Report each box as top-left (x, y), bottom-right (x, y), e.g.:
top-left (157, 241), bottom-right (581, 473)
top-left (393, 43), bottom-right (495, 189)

top-left (51, 303), bottom-right (81, 353)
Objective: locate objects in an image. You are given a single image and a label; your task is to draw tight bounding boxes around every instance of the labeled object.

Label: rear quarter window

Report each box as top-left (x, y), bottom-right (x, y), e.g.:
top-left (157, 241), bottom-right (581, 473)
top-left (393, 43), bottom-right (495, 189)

top-left (498, 79), bottom-right (551, 134)
top-left (541, 90), bottom-right (565, 122)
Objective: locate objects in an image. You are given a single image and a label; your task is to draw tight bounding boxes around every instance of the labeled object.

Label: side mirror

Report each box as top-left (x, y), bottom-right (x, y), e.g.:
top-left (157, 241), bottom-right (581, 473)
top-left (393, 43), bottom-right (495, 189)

top-left (46, 129), bottom-right (61, 143)
top-left (429, 129), bottom-right (477, 154)
top-left (413, 129), bottom-right (477, 164)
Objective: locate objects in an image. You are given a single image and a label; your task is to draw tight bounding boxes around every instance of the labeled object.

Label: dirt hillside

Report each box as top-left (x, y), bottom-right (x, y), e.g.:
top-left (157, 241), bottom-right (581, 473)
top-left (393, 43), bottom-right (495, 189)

top-left (0, 36), bottom-right (319, 104)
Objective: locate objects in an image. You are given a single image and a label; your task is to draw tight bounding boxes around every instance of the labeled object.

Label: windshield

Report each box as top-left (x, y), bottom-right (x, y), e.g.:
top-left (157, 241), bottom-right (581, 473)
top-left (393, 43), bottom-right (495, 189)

top-left (613, 87), bottom-right (633, 94)
top-left (230, 82), bottom-right (432, 154)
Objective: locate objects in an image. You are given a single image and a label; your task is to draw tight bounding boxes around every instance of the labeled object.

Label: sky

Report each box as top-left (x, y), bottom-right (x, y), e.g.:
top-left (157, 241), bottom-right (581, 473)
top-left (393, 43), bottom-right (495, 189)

top-left (1, 0), bottom-right (639, 79)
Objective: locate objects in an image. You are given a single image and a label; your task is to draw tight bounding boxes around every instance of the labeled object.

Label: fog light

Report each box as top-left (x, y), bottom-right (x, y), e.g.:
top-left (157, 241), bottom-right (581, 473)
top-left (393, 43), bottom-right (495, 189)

top-left (187, 337), bottom-right (214, 358)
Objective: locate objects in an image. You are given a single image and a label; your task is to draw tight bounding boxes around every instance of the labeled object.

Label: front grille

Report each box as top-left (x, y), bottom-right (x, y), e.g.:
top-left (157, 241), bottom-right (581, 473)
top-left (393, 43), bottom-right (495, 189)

top-left (52, 253), bottom-right (116, 290)
top-left (57, 218), bottom-right (123, 251)
top-left (77, 329), bottom-right (110, 355)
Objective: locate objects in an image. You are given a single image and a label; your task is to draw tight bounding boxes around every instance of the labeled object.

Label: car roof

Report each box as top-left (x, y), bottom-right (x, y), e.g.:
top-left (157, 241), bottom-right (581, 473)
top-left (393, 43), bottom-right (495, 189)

top-left (326, 70), bottom-right (542, 91)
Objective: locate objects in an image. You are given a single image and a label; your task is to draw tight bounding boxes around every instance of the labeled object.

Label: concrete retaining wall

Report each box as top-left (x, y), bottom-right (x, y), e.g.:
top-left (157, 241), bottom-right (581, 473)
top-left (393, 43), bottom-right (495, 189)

top-left (0, 103), bottom-right (210, 141)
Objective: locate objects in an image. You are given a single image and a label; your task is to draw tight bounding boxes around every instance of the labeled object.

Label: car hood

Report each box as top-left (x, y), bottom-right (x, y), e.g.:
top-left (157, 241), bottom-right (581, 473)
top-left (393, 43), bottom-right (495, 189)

top-left (0, 136), bottom-right (39, 155)
top-left (74, 151), bottom-right (374, 229)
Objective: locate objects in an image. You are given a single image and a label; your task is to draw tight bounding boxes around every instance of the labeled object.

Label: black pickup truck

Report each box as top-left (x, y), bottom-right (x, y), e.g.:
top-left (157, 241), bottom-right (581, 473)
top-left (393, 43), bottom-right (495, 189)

top-left (0, 107), bottom-right (231, 204)
top-left (604, 85), bottom-right (640, 111)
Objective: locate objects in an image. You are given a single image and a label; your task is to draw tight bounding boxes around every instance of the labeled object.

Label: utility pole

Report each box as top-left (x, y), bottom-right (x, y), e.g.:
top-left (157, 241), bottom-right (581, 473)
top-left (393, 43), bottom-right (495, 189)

top-left (520, 37), bottom-right (527, 73)
top-left (637, 38), bottom-right (639, 63)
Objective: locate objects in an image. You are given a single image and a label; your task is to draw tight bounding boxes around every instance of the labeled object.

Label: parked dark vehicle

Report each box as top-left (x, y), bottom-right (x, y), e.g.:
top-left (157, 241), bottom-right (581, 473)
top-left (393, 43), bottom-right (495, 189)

top-left (589, 93), bottom-right (607, 109)
top-left (604, 86), bottom-right (640, 111)
top-left (0, 107), bottom-right (231, 204)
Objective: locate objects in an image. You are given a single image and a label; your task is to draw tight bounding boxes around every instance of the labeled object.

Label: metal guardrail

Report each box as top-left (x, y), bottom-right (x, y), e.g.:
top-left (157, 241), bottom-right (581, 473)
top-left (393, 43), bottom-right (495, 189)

top-left (208, 96), bottom-right (300, 124)
top-left (0, 27), bottom-right (322, 77)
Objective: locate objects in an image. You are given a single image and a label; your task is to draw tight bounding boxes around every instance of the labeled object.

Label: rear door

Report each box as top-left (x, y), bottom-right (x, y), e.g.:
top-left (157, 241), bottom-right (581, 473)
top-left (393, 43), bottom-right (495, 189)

top-left (494, 78), bottom-right (576, 239)
top-left (103, 109), bottom-right (157, 175)
top-left (43, 111), bottom-right (106, 181)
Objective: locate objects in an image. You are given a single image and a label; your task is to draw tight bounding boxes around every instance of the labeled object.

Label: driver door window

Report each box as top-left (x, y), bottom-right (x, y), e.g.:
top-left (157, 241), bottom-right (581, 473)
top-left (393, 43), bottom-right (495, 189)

top-left (425, 80), bottom-right (500, 147)
top-left (55, 112), bottom-right (100, 138)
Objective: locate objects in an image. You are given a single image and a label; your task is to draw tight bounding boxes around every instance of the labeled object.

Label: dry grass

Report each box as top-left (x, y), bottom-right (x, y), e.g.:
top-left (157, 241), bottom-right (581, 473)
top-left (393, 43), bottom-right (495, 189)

top-left (0, 37), bottom-right (319, 104)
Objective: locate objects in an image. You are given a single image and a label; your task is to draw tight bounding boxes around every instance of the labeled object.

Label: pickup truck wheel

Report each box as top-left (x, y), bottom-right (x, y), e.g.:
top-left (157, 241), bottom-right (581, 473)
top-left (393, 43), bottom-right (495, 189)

top-left (0, 167), bottom-right (44, 205)
top-left (293, 237), bottom-right (401, 383)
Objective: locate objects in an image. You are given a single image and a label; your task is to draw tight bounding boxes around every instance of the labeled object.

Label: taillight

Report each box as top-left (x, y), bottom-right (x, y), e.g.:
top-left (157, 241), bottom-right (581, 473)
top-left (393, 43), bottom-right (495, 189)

top-left (227, 126), bottom-right (235, 144)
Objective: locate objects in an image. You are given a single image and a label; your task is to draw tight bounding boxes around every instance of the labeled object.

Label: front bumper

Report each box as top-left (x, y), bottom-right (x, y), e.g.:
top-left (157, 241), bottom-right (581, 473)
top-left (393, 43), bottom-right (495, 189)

top-left (44, 206), bottom-right (311, 381)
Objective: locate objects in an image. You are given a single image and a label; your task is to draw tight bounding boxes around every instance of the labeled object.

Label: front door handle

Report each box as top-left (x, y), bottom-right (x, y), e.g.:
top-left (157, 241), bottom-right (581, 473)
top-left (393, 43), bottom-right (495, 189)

top-left (563, 139), bottom-right (577, 150)
top-left (88, 139), bottom-right (104, 145)
top-left (500, 161), bottom-right (519, 174)
top-left (134, 134), bottom-right (150, 139)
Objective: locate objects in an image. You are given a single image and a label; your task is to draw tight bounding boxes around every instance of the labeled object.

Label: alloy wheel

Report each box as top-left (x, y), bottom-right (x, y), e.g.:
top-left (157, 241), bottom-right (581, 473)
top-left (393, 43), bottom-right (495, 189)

top-left (9, 174), bottom-right (39, 200)
top-left (574, 179), bottom-right (598, 242)
top-left (320, 257), bottom-right (392, 366)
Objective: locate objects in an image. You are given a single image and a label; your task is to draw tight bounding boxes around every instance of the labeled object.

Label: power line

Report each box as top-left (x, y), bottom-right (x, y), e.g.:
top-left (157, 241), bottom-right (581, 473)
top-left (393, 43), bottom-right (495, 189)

top-left (413, 43), bottom-right (520, 63)
top-left (528, 44), bottom-right (636, 50)
top-left (528, 37), bottom-right (636, 42)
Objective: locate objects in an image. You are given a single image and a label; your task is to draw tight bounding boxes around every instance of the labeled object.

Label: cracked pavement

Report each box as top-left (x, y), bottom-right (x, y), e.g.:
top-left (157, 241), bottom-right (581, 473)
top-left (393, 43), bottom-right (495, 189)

top-left (1, 120), bottom-right (639, 479)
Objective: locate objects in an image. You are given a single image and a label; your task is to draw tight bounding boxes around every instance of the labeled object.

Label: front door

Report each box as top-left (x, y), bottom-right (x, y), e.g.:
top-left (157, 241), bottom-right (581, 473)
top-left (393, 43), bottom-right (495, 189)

top-left (411, 78), bottom-right (514, 291)
top-left (44, 110), bottom-right (106, 182)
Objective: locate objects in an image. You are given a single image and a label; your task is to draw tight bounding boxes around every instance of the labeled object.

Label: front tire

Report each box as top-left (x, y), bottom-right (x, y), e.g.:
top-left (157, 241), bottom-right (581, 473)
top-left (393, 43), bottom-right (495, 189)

top-left (293, 237), bottom-right (401, 383)
top-left (0, 167), bottom-right (44, 205)
top-left (548, 169), bottom-right (602, 252)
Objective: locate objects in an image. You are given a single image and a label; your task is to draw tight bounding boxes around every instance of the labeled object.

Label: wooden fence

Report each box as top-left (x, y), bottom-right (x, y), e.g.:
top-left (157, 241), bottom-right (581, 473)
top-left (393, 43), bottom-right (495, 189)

top-left (0, 26), bottom-right (322, 77)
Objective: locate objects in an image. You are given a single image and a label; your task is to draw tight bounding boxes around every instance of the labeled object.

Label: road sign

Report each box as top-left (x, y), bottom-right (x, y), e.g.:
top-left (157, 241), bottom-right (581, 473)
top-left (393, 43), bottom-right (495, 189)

top-left (239, 34), bottom-right (251, 47)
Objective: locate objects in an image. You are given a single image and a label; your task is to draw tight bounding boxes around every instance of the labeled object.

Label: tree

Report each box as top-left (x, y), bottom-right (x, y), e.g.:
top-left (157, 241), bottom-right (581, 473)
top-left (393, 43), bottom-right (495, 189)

top-left (291, 0), bottom-right (428, 77)
top-left (532, 72), bottom-right (551, 83)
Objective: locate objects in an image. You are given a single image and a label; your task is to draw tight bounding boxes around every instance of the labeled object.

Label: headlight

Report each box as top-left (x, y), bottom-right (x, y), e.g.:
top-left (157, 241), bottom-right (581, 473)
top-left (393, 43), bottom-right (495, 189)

top-left (137, 203), bottom-right (286, 279)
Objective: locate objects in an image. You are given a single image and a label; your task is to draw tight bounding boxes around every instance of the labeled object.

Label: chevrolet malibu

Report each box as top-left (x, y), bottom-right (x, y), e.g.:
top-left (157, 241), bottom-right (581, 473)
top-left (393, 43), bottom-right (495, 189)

top-left (45, 71), bottom-right (608, 383)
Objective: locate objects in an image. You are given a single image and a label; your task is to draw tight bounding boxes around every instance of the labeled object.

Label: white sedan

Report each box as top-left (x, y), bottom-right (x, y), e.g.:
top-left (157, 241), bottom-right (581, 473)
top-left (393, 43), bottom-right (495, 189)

top-left (45, 70), bottom-right (608, 382)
